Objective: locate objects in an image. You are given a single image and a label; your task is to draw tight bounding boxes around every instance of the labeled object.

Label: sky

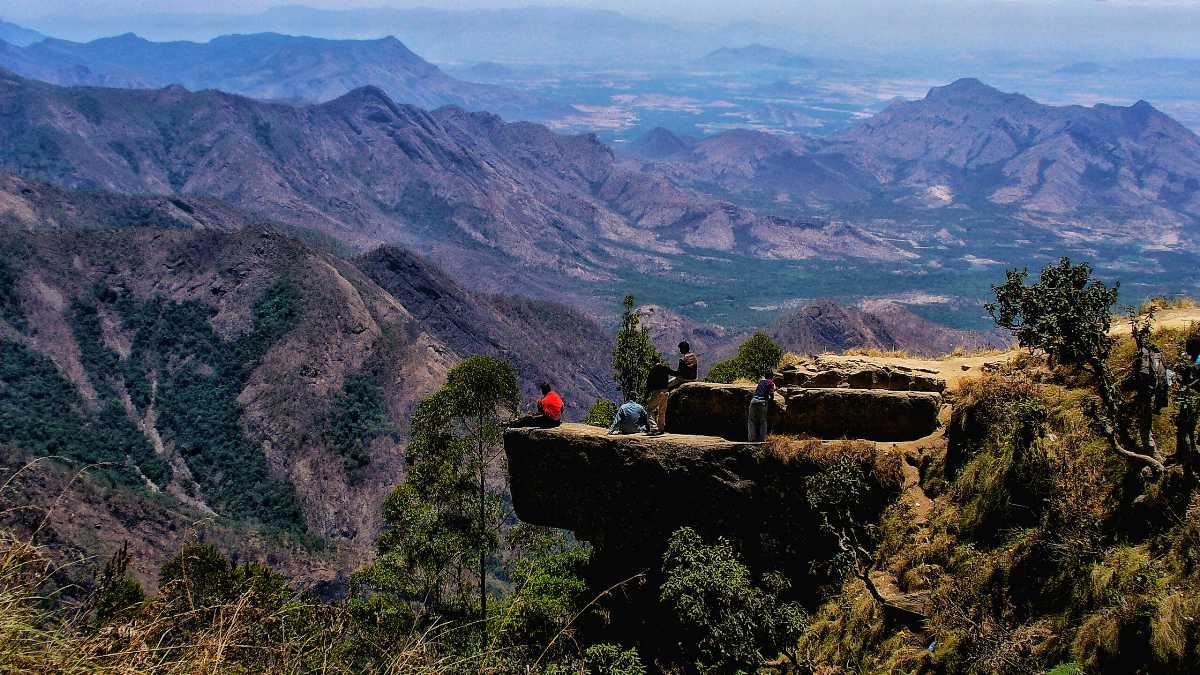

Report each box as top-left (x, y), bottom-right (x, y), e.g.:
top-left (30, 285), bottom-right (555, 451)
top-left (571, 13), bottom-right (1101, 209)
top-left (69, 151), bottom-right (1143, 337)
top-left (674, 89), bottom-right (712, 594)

top-left (6, 0), bottom-right (1200, 59)
top-left (5, 0), bottom-right (1197, 22)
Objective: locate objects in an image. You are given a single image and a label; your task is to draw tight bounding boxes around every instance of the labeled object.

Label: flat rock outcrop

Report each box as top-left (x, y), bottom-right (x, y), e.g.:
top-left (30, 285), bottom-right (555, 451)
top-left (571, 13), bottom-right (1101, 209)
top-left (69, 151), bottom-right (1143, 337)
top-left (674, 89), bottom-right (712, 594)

top-left (664, 382), bottom-right (941, 442)
top-left (775, 357), bottom-right (946, 392)
top-left (504, 423), bottom-right (901, 598)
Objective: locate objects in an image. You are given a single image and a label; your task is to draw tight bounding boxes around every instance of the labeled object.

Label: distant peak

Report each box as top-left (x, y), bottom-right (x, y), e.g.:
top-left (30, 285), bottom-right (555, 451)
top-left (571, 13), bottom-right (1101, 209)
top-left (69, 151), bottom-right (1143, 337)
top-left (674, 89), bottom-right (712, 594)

top-left (924, 78), bottom-right (1017, 105)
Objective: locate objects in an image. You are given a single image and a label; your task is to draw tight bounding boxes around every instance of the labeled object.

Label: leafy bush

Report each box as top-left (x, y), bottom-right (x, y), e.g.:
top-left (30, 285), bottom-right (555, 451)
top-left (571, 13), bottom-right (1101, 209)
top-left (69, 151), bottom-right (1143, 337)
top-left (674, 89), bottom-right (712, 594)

top-left (660, 527), bottom-right (807, 672)
top-left (584, 399), bottom-right (618, 427)
top-left (706, 332), bottom-right (784, 384)
top-left (584, 643), bottom-right (647, 674)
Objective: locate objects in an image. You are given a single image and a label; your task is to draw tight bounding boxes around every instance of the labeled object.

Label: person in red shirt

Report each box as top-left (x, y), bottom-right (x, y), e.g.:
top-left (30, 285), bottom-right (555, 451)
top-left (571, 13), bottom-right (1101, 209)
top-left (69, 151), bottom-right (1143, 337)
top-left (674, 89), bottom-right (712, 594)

top-left (505, 383), bottom-right (563, 428)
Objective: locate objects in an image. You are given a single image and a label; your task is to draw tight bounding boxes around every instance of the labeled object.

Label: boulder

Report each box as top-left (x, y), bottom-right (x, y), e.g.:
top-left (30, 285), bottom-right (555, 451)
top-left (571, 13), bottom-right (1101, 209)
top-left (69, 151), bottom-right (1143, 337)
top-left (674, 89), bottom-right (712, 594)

top-left (664, 382), bottom-right (941, 441)
top-left (775, 357), bottom-right (945, 392)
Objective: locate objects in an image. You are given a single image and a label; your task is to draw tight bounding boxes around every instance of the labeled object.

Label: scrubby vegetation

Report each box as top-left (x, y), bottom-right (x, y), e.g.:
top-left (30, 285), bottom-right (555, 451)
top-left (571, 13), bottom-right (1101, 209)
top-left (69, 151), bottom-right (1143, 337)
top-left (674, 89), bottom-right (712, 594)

top-left (326, 373), bottom-right (392, 474)
top-left (0, 258), bottom-right (25, 330)
top-left (583, 398), bottom-right (618, 427)
top-left (1, 280), bottom-right (309, 531)
top-left (706, 331), bottom-right (784, 384)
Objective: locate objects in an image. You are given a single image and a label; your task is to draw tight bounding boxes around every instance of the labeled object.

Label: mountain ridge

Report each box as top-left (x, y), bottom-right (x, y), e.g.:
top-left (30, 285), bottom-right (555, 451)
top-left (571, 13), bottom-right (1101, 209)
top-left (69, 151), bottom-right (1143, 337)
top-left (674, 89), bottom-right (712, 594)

top-left (0, 30), bottom-right (564, 121)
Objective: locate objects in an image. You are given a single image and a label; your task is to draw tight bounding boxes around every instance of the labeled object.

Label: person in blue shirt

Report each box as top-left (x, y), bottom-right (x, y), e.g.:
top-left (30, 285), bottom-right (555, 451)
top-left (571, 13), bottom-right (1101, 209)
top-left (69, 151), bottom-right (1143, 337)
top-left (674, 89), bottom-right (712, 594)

top-left (608, 400), bottom-right (660, 435)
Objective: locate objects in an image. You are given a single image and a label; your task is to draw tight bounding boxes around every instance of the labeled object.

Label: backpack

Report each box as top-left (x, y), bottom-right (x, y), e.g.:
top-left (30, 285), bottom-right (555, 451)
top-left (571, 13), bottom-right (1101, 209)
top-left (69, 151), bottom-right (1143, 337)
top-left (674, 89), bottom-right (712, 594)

top-left (1136, 346), bottom-right (1170, 411)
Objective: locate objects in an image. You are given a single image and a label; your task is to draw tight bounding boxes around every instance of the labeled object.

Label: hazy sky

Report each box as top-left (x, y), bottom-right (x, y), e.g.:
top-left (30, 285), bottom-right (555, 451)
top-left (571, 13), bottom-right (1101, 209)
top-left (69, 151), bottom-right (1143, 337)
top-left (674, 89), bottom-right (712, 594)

top-left (5, 0), bottom-right (1197, 23)
top-left (6, 0), bottom-right (1200, 59)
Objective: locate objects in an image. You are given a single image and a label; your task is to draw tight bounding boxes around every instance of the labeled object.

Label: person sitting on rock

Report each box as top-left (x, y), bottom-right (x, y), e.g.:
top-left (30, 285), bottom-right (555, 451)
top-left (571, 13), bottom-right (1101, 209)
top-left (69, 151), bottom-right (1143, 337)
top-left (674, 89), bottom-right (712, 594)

top-left (747, 371), bottom-right (778, 442)
top-left (505, 383), bottom-right (563, 429)
top-left (668, 341), bottom-right (698, 390)
top-left (608, 399), bottom-right (660, 435)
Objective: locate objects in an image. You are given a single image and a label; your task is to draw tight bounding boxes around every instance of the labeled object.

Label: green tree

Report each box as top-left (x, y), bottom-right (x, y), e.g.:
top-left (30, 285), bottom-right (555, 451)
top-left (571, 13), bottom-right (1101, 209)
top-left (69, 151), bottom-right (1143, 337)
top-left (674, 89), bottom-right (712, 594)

top-left (583, 399), bottom-right (618, 427)
top-left (612, 295), bottom-right (662, 402)
top-left (986, 258), bottom-right (1163, 473)
top-left (660, 527), bottom-right (807, 673)
top-left (706, 331), bottom-right (784, 384)
top-left (353, 356), bottom-right (519, 650)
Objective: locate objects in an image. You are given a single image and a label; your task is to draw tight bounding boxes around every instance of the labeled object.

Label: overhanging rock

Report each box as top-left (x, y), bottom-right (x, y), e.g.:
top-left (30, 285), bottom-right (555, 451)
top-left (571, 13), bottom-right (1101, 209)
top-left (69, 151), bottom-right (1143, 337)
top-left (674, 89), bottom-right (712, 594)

top-left (503, 423), bottom-right (900, 595)
top-left (664, 382), bottom-right (941, 441)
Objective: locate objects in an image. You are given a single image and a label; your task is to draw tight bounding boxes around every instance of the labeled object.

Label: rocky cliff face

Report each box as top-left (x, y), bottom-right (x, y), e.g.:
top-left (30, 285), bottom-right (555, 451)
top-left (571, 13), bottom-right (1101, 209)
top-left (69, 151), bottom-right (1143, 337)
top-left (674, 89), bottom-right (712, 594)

top-left (504, 424), bottom-right (902, 599)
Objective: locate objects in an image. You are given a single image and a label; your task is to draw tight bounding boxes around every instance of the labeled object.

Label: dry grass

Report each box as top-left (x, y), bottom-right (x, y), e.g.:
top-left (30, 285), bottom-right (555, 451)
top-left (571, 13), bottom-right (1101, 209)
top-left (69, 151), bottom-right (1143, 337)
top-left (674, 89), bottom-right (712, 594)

top-left (763, 437), bottom-right (904, 493)
top-left (842, 347), bottom-right (912, 359)
top-left (777, 352), bottom-right (807, 370)
top-left (1138, 296), bottom-right (1198, 314)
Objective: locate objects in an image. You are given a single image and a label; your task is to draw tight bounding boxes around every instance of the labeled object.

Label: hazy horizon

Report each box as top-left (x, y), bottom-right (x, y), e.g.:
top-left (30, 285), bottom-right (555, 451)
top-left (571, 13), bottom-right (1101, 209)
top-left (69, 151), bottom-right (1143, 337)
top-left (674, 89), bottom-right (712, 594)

top-left (6, 0), bottom-right (1200, 60)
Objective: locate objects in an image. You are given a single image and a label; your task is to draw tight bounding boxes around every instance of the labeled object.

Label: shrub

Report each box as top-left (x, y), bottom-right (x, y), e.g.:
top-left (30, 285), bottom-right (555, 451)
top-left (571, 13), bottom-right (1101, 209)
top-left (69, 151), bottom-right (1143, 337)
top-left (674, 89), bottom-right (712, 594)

top-left (583, 399), bottom-right (618, 427)
top-left (584, 643), bottom-right (647, 675)
top-left (706, 332), bottom-right (784, 384)
top-left (660, 527), bottom-right (807, 672)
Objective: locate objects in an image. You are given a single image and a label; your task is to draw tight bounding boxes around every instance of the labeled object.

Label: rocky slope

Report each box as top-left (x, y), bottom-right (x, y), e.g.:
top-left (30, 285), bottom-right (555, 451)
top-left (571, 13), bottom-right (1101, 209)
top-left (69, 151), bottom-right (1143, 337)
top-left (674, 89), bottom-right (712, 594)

top-left (768, 299), bottom-right (1006, 357)
top-left (624, 79), bottom-right (1200, 247)
top-left (0, 177), bottom-right (617, 588)
top-left (0, 32), bottom-right (562, 121)
top-left (0, 70), bottom-right (907, 299)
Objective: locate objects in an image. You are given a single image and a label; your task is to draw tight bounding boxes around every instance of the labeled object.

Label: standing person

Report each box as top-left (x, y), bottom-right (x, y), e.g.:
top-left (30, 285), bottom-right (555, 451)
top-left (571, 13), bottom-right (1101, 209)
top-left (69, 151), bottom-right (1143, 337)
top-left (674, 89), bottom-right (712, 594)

top-left (1132, 339), bottom-right (1169, 458)
top-left (645, 362), bottom-right (673, 430)
top-left (1175, 333), bottom-right (1200, 480)
top-left (668, 341), bottom-right (698, 390)
top-left (505, 383), bottom-right (563, 428)
top-left (747, 371), bottom-right (777, 442)
top-left (608, 399), bottom-right (659, 435)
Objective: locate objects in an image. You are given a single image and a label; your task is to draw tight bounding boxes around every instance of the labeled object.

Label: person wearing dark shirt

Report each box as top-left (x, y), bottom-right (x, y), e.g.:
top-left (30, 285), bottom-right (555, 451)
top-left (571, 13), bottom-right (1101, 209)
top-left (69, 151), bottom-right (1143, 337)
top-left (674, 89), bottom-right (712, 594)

top-left (505, 383), bottom-right (563, 428)
top-left (747, 372), bottom-right (778, 442)
top-left (668, 341), bottom-right (698, 390)
top-left (645, 362), bottom-right (673, 430)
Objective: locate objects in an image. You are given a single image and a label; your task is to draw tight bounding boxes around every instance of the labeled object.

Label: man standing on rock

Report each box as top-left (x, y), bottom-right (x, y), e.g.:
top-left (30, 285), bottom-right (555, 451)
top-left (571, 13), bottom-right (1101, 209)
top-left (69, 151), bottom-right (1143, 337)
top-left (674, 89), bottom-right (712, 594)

top-left (747, 371), bottom-right (778, 442)
top-left (505, 383), bottom-right (563, 428)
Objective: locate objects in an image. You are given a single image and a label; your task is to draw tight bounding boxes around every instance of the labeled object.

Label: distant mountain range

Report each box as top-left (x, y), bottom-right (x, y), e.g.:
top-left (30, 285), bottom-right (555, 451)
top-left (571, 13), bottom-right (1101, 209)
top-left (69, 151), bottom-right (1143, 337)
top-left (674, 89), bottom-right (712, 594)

top-left (625, 78), bottom-right (1200, 249)
top-left (14, 6), bottom-right (718, 64)
top-left (698, 44), bottom-right (812, 70)
top-left (0, 19), bottom-right (44, 47)
top-left (0, 32), bottom-right (563, 121)
top-left (0, 70), bottom-right (903, 301)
